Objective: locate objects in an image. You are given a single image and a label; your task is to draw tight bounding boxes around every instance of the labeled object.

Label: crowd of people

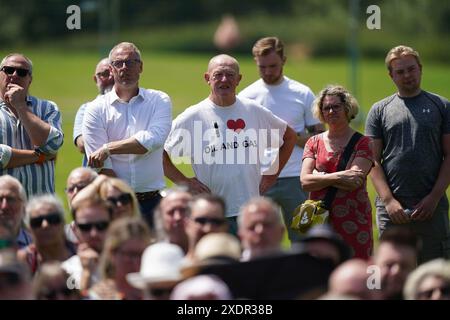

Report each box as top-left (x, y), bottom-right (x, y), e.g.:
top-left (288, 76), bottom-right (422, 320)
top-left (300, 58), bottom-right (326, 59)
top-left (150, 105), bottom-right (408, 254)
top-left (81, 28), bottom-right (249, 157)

top-left (0, 38), bottom-right (449, 300)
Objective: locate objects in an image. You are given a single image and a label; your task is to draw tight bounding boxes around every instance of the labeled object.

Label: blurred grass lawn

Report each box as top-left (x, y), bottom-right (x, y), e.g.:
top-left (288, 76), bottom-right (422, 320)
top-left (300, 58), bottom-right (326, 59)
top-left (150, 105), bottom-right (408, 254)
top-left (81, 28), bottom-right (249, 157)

top-left (2, 49), bottom-right (448, 247)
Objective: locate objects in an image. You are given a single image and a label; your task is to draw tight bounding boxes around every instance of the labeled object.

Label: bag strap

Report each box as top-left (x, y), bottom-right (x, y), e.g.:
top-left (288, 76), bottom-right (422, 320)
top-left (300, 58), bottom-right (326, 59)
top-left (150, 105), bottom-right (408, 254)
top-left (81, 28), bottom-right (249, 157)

top-left (322, 132), bottom-right (363, 209)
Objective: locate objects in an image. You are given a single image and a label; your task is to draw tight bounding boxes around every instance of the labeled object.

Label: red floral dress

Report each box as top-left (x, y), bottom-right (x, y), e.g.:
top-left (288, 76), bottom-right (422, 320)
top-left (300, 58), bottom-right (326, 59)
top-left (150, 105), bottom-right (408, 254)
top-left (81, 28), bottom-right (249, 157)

top-left (303, 133), bottom-right (374, 259)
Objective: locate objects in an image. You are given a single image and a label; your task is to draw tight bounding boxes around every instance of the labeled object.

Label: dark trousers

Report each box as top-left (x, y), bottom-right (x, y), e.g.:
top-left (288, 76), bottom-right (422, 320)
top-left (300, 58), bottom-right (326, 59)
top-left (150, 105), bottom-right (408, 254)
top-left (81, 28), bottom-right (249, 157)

top-left (138, 194), bottom-right (162, 230)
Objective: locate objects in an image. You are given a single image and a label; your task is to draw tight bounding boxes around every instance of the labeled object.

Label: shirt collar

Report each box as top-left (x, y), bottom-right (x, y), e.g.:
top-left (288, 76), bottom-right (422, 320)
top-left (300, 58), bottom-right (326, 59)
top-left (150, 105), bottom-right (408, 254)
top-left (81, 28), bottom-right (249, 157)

top-left (109, 87), bottom-right (145, 104)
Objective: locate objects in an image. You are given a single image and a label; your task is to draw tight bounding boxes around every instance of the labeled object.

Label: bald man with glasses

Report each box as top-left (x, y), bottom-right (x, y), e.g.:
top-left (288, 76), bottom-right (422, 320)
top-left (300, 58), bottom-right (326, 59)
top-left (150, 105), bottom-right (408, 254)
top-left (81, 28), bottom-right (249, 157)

top-left (0, 53), bottom-right (63, 197)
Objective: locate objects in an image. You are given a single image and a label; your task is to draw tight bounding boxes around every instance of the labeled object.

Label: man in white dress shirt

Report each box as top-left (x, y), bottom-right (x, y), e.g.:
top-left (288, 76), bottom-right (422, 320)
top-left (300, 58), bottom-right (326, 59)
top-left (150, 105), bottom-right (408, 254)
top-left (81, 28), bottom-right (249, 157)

top-left (82, 42), bottom-right (172, 228)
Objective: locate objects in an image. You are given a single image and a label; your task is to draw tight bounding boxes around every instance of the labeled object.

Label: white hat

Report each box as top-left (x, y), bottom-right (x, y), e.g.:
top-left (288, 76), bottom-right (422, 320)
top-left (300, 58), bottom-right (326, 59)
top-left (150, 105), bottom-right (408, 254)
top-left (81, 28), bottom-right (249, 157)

top-left (126, 243), bottom-right (185, 289)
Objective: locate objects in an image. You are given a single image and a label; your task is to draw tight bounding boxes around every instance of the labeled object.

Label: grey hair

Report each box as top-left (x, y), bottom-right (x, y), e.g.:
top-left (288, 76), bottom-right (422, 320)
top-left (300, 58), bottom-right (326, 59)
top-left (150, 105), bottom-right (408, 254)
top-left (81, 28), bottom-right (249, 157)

top-left (25, 194), bottom-right (65, 226)
top-left (403, 258), bottom-right (450, 300)
top-left (154, 185), bottom-right (191, 241)
top-left (0, 53), bottom-right (33, 75)
top-left (108, 42), bottom-right (142, 62)
top-left (237, 196), bottom-right (283, 227)
top-left (0, 175), bottom-right (27, 202)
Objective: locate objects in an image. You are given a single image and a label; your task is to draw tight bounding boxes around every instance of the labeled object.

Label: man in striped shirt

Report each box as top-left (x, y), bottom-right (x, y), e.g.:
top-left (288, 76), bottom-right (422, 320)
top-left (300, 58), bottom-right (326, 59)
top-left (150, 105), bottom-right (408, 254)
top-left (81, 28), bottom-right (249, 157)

top-left (0, 53), bottom-right (63, 197)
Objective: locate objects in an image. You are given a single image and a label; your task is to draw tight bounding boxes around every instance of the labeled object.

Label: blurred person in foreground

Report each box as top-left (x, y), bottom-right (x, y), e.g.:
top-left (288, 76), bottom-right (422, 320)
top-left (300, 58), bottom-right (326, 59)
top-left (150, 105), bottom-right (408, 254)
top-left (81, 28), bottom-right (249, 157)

top-left (89, 217), bottom-right (152, 299)
top-left (403, 258), bottom-right (450, 300)
top-left (153, 186), bottom-right (192, 253)
top-left (372, 226), bottom-right (419, 300)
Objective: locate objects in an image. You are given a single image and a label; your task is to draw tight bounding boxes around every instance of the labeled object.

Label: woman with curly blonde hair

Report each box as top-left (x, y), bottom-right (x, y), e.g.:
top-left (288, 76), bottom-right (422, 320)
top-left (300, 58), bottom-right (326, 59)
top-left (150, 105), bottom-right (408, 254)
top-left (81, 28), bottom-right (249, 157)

top-left (301, 85), bottom-right (374, 259)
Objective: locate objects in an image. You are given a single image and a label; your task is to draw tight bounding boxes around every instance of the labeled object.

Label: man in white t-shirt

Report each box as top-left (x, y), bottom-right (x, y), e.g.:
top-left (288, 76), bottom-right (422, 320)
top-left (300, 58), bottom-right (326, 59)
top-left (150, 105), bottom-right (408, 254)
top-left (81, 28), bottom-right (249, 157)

top-left (239, 37), bottom-right (324, 242)
top-left (164, 54), bottom-right (296, 234)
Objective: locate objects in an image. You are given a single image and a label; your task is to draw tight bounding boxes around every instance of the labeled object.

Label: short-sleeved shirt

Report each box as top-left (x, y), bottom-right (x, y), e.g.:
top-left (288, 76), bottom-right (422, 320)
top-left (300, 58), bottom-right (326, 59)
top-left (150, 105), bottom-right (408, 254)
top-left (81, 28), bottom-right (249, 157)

top-left (239, 76), bottom-right (319, 177)
top-left (303, 133), bottom-right (374, 259)
top-left (165, 97), bottom-right (287, 217)
top-left (365, 91), bottom-right (450, 198)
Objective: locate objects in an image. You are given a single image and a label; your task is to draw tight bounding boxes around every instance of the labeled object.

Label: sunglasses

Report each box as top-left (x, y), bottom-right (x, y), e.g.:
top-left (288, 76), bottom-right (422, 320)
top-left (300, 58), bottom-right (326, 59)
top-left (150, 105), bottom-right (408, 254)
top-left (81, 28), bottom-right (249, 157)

top-left (110, 59), bottom-right (140, 69)
top-left (193, 216), bottom-right (226, 226)
top-left (1, 66), bottom-right (30, 77)
top-left (65, 183), bottom-right (89, 194)
top-left (76, 221), bottom-right (109, 232)
top-left (96, 70), bottom-right (110, 78)
top-left (107, 193), bottom-right (132, 206)
top-left (29, 213), bottom-right (63, 229)
top-left (41, 286), bottom-right (75, 300)
top-left (321, 104), bottom-right (343, 113)
top-left (147, 287), bottom-right (173, 298)
top-left (417, 285), bottom-right (450, 299)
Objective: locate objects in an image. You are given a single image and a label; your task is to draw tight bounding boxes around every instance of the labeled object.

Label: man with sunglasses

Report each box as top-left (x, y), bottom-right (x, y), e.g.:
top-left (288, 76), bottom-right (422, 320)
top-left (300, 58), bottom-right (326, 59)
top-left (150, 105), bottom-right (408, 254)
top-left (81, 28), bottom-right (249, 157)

top-left (82, 42), bottom-right (172, 229)
top-left (0, 53), bottom-right (63, 197)
top-left (184, 194), bottom-right (229, 261)
top-left (17, 195), bottom-right (76, 275)
top-left (73, 58), bottom-right (114, 166)
top-left (62, 196), bottom-right (112, 292)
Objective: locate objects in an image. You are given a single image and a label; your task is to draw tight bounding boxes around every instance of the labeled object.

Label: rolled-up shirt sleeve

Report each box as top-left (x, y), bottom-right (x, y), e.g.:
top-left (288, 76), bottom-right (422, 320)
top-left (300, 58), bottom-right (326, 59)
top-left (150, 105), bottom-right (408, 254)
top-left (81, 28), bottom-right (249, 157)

top-left (82, 100), bottom-right (113, 170)
top-left (73, 103), bottom-right (87, 145)
top-left (133, 93), bottom-right (172, 153)
top-left (37, 100), bottom-right (64, 155)
top-left (0, 144), bottom-right (12, 169)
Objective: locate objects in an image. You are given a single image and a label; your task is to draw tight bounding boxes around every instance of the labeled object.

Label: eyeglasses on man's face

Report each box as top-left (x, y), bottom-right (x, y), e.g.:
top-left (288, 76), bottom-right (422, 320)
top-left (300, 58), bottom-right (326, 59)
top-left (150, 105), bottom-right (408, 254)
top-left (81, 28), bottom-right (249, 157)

top-left (110, 59), bottom-right (141, 69)
top-left (1, 66), bottom-right (30, 78)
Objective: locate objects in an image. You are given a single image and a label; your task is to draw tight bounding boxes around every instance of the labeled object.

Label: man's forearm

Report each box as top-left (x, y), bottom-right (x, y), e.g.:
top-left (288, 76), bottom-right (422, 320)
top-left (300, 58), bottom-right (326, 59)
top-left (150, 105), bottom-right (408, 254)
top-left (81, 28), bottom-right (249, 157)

top-left (163, 151), bottom-right (188, 183)
top-left (107, 137), bottom-right (147, 155)
top-left (15, 107), bottom-right (51, 147)
top-left (5, 149), bottom-right (40, 168)
top-left (429, 156), bottom-right (450, 199)
top-left (369, 162), bottom-right (395, 203)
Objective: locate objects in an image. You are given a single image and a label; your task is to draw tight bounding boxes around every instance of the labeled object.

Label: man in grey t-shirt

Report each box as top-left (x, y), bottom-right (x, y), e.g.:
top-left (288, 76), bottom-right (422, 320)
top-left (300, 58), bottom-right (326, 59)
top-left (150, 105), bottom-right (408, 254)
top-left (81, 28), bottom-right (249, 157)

top-left (365, 45), bottom-right (450, 263)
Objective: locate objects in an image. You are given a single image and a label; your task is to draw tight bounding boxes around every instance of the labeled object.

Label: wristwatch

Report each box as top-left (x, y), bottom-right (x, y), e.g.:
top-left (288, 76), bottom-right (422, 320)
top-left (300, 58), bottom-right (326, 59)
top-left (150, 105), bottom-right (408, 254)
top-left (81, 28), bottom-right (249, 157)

top-left (34, 149), bottom-right (46, 165)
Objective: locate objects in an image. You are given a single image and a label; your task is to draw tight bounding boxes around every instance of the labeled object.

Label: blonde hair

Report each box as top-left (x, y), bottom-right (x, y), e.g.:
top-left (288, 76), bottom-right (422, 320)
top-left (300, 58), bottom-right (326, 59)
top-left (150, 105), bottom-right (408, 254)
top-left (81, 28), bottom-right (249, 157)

top-left (252, 37), bottom-right (285, 60)
top-left (312, 85), bottom-right (359, 123)
top-left (99, 217), bottom-right (153, 279)
top-left (98, 177), bottom-right (141, 217)
top-left (385, 45), bottom-right (421, 72)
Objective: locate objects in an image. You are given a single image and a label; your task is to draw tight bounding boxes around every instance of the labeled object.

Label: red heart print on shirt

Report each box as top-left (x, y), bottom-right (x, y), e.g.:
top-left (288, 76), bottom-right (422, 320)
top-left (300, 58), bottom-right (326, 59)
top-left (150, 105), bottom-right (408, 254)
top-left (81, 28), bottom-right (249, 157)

top-left (227, 119), bottom-right (246, 133)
